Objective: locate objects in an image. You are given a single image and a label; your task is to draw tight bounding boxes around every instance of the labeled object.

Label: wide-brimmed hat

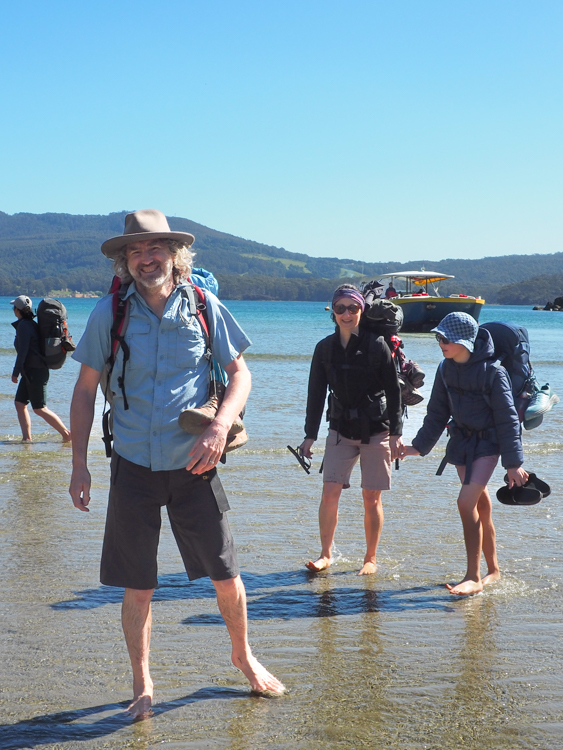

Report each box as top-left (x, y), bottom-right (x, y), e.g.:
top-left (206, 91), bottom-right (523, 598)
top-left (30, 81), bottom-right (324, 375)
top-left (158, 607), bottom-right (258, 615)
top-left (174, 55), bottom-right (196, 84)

top-left (432, 312), bottom-right (479, 352)
top-left (10, 295), bottom-right (33, 312)
top-left (101, 209), bottom-right (195, 258)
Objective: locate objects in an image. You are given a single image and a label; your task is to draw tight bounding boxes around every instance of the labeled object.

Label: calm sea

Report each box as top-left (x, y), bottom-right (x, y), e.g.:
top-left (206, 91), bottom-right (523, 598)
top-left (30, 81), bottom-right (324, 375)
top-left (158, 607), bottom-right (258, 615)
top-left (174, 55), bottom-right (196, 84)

top-left (1, 297), bottom-right (562, 749)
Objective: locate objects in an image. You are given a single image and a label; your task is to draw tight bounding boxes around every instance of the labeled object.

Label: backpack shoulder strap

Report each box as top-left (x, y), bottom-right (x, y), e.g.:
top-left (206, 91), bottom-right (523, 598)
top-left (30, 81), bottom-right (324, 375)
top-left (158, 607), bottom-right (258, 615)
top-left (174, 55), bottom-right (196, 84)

top-left (481, 359), bottom-right (501, 408)
top-left (181, 283), bottom-right (211, 357)
top-left (109, 279), bottom-right (130, 365)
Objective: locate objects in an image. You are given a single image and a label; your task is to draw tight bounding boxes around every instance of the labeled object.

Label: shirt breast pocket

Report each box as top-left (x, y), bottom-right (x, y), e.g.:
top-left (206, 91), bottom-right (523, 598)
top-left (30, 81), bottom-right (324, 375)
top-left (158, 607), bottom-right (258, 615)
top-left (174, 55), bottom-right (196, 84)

top-left (176, 320), bottom-right (206, 369)
top-left (125, 322), bottom-right (152, 369)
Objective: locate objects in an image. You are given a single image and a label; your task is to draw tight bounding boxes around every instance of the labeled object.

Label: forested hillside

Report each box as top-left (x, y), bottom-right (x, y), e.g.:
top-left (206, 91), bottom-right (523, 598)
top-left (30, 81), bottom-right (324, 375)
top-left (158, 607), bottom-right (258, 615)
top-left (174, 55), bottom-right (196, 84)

top-left (0, 210), bottom-right (562, 303)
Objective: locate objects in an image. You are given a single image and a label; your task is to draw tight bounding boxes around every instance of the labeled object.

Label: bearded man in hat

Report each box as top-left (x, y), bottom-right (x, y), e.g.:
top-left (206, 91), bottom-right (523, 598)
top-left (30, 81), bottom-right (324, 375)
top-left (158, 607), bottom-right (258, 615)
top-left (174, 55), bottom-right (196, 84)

top-left (69, 209), bottom-right (285, 718)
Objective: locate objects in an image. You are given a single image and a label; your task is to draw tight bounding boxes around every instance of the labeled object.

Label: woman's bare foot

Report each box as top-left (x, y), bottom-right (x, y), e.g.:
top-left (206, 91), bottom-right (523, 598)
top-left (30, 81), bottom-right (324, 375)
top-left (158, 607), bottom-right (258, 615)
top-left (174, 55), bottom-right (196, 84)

top-left (446, 578), bottom-right (483, 596)
top-left (305, 556), bottom-right (332, 572)
top-left (61, 430), bottom-right (72, 443)
top-left (358, 561), bottom-right (377, 576)
top-left (126, 678), bottom-right (154, 720)
top-left (481, 570), bottom-right (501, 586)
top-left (232, 652), bottom-right (286, 696)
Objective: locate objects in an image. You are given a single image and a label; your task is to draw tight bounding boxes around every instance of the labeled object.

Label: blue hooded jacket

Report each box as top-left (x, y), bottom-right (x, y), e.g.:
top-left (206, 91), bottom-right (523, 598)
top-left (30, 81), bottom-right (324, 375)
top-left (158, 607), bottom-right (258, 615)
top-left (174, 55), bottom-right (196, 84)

top-left (412, 328), bottom-right (523, 478)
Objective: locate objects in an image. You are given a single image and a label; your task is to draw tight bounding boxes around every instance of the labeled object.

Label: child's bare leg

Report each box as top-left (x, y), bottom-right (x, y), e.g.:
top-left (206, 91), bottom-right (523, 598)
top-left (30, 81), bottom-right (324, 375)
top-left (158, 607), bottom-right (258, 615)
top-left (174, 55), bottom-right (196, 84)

top-left (33, 407), bottom-right (71, 441)
top-left (446, 482), bottom-right (485, 595)
top-left (15, 400), bottom-right (32, 441)
top-left (306, 482), bottom-right (342, 572)
top-left (359, 489), bottom-right (383, 575)
top-left (477, 487), bottom-right (500, 585)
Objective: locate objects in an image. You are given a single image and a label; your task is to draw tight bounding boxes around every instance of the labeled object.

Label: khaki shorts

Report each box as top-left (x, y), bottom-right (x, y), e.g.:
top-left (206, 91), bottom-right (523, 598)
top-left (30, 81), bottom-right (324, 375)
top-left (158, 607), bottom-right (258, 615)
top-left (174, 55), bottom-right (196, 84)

top-left (323, 429), bottom-right (392, 491)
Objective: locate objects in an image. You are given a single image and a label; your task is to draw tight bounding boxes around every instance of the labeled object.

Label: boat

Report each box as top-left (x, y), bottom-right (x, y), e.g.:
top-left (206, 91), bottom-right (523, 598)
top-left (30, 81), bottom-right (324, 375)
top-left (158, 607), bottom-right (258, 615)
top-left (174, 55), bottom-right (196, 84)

top-left (373, 271), bottom-right (485, 332)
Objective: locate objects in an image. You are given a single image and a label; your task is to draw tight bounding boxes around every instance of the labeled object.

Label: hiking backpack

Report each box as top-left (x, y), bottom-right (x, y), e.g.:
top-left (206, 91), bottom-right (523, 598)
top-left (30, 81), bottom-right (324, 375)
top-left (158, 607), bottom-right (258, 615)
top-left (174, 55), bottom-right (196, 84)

top-left (360, 280), bottom-right (425, 406)
top-left (36, 297), bottom-right (76, 369)
top-left (100, 277), bottom-right (211, 457)
top-left (439, 320), bottom-right (558, 430)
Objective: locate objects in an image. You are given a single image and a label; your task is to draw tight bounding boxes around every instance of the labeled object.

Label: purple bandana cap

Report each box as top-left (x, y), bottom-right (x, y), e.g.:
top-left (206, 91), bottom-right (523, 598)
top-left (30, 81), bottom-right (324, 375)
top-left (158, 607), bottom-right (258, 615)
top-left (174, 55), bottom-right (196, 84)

top-left (332, 288), bottom-right (366, 310)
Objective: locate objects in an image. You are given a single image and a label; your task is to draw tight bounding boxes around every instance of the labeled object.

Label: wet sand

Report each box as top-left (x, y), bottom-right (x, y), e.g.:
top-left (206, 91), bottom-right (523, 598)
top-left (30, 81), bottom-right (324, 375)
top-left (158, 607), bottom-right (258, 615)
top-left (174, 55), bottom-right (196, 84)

top-left (1, 300), bottom-right (563, 748)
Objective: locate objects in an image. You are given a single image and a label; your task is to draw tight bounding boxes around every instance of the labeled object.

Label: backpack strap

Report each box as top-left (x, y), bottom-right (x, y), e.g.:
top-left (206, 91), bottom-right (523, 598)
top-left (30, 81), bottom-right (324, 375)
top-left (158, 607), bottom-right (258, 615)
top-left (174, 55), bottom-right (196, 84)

top-left (108, 279), bottom-right (131, 411)
top-left (184, 283), bottom-right (212, 355)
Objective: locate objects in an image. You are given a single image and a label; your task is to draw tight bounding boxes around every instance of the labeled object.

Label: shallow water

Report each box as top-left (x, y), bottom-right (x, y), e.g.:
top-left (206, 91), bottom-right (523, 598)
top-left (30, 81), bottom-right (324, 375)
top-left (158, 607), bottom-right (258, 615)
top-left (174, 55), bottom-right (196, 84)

top-left (1, 299), bottom-right (562, 749)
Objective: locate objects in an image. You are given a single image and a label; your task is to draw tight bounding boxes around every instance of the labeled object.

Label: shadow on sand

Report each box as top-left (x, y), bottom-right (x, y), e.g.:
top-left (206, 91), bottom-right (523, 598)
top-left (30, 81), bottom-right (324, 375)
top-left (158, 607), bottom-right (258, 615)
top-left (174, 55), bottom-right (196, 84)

top-left (1, 687), bottom-right (247, 750)
top-left (52, 569), bottom-right (455, 620)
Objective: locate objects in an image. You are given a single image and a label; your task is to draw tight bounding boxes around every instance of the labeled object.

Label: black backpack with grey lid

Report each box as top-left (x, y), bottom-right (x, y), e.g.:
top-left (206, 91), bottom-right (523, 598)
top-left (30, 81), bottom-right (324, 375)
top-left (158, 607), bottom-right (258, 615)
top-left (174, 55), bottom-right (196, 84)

top-left (36, 297), bottom-right (76, 369)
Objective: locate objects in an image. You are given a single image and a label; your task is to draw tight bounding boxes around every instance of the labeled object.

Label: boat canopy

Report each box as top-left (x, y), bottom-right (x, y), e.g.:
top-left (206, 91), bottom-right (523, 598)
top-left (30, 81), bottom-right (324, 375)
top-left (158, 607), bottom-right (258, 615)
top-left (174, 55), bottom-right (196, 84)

top-left (379, 271), bottom-right (455, 286)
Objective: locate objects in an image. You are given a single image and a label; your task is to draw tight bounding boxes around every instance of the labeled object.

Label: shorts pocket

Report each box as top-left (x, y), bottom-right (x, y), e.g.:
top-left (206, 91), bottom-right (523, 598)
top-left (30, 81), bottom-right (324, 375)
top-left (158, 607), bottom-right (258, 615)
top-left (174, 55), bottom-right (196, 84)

top-left (207, 470), bottom-right (230, 512)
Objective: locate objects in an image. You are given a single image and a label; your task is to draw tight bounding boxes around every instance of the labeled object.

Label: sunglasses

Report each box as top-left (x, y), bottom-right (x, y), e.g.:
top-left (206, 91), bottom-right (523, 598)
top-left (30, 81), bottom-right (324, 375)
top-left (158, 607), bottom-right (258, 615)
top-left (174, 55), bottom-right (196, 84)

top-left (435, 333), bottom-right (451, 345)
top-left (333, 303), bottom-right (362, 315)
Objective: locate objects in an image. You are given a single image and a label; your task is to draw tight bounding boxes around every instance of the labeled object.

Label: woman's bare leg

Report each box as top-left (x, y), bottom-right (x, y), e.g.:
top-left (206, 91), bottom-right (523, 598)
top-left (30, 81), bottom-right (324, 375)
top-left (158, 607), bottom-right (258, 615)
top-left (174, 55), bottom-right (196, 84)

top-left (306, 482), bottom-right (343, 571)
top-left (359, 489), bottom-right (383, 575)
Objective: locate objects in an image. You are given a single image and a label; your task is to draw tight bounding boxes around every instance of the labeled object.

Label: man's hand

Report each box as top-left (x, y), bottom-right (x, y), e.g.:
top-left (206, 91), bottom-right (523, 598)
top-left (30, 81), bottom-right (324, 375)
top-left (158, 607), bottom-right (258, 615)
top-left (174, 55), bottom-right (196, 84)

top-left (186, 421), bottom-right (230, 474)
top-left (11, 375), bottom-right (18, 384)
top-left (389, 435), bottom-right (404, 461)
top-left (507, 466), bottom-right (529, 488)
top-left (69, 465), bottom-right (92, 512)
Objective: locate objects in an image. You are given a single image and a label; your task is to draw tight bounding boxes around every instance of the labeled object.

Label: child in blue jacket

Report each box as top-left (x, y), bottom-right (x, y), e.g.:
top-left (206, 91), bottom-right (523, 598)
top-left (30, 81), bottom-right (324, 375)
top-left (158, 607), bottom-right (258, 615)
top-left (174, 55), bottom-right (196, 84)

top-left (402, 312), bottom-right (528, 595)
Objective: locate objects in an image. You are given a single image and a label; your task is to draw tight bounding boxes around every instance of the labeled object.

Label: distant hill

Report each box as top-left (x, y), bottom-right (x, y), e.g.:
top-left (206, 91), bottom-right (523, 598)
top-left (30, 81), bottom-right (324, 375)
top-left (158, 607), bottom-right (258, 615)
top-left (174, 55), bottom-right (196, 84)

top-left (496, 273), bottom-right (563, 306)
top-left (0, 210), bottom-right (562, 303)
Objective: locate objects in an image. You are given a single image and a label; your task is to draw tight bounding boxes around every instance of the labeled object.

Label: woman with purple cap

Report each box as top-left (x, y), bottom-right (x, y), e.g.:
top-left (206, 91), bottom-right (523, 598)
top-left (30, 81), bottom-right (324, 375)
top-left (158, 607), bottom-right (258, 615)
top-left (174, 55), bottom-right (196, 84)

top-left (299, 284), bottom-right (404, 575)
top-left (402, 312), bottom-right (528, 596)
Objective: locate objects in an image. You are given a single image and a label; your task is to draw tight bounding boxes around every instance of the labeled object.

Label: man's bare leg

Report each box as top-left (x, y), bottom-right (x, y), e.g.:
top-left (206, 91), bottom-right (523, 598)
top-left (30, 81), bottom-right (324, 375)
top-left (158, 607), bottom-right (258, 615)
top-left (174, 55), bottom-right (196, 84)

top-left (359, 489), bottom-right (383, 575)
top-left (446, 483), bottom-right (484, 596)
top-left (212, 575), bottom-right (285, 695)
top-left (122, 588), bottom-right (154, 719)
top-left (15, 400), bottom-right (32, 441)
top-left (306, 482), bottom-right (342, 571)
top-left (477, 487), bottom-right (501, 586)
top-left (33, 406), bottom-right (71, 441)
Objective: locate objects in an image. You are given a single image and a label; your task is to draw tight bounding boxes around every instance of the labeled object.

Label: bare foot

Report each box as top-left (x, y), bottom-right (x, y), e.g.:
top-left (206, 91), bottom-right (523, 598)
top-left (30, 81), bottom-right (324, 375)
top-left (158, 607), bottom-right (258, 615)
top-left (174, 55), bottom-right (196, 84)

top-left (482, 570), bottom-right (501, 587)
top-left (305, 557), bottom-right (332, 572)
top-left (232, 652), bottom-right (286, 697)
top-left (445, 578), bottom-right (483, 596)
top-left (126, 678), bottom-right (154, 720)
top-left (21, 438), bottom-right (32, 444)
top-left (126, 694), bottom-right (153, 720)
top-left (62, 431), bottom-right (72, 443)
top-left (358, 561), bottom-right (377, 576)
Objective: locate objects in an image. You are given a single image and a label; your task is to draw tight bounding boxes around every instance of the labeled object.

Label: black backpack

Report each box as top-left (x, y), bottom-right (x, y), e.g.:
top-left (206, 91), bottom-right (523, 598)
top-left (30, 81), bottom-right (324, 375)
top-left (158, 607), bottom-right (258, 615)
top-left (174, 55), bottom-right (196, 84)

top-left (360, 280), bottom-right (425, 406)
top-left (36, 298), bottom-right (76, 369)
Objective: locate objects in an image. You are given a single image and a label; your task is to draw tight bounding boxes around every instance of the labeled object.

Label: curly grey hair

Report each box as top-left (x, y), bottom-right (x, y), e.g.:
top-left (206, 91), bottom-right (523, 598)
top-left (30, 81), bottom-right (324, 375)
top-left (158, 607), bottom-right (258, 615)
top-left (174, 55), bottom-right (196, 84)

top-left (112, 240), bottom-right (195, 284)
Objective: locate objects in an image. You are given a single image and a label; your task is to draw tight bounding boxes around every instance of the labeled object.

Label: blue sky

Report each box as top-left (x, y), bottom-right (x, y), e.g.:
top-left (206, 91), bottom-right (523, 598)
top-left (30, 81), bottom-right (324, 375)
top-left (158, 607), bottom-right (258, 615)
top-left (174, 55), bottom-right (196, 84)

top-left (1, 1), bottom-right (562, 262)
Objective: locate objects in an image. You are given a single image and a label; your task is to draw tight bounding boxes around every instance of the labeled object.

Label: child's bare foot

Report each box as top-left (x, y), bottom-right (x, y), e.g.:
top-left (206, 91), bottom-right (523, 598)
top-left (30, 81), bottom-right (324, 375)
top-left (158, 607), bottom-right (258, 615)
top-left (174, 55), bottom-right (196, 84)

top-left (358, 561), bottom-right (377, 576)
top-left (306, 557), bottom-right (331, 572)
top-left (446, 578), bottom-right (483, 596)
top-left (482, 570), bottom-right (501, 586)
top-left (62, 430), bottom-right (72, 443)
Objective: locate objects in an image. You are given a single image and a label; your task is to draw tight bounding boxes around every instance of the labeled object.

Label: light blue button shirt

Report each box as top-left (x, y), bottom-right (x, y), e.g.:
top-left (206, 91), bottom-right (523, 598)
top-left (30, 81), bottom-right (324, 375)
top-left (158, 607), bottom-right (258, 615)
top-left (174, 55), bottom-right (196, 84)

top-left (73, 283), bottom-right (251, 471)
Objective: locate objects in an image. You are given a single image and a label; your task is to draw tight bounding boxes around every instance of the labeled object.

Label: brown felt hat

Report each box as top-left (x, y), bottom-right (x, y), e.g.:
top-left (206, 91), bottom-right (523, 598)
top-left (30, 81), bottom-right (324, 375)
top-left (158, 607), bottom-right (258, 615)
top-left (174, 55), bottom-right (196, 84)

top-left (101, 209), bottom-right (195, 258)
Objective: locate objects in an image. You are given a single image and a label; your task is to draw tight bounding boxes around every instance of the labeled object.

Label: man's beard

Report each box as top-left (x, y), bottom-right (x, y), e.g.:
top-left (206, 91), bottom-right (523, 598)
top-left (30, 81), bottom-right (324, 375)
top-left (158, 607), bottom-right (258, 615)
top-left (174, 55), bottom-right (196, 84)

top-left (129, 259), bottom-right (174, 290)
